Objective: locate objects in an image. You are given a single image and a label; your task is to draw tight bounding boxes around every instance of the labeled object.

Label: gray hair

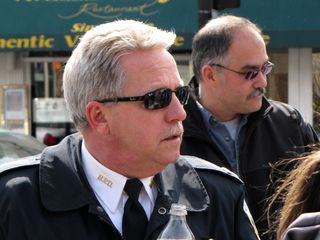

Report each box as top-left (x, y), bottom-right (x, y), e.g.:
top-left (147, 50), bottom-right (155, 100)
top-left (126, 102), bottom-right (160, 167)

top-left (63, 20), bottom-right (176, 130)
top-left (192, 15), bottom-right (262, 81)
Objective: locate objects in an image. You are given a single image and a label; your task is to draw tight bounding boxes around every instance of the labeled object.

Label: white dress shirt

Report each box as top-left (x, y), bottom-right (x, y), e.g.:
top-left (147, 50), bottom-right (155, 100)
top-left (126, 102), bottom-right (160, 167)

top-left (81, 141), bottom-right (157, 234)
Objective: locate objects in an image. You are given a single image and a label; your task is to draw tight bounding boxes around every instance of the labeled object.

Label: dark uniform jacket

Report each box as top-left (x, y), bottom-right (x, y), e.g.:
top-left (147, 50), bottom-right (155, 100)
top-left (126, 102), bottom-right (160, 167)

top-left (181, 96), bottom-right (319, 238)
top-left (0, 133), bottom-right (259, 240)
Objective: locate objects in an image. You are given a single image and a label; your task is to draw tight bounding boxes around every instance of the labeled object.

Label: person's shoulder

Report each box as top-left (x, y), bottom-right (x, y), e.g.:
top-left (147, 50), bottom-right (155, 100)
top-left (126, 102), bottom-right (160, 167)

top-left (0, 156), bottom-right (41, 215)
top-left (268, 99), bottom-right (300, 116)
top-left (0, 156), bottom-right (40, 197)
top-left (180, 155), bottom-right (243, 184)
top-left (265, 99), bottom-right (306, 123)
top-left (0, 155), bottom-right (40, 177)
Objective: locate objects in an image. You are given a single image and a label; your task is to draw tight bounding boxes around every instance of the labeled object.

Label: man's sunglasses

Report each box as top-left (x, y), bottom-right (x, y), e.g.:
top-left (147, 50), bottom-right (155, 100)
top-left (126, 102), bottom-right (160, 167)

top-left (95, 86), bottom-right (190, 110)
top-left (211, 61), bottom-right (274, 80)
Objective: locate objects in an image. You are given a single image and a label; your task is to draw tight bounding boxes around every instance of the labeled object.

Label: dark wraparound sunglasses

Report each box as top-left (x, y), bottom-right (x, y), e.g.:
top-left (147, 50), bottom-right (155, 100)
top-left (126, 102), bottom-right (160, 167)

top-left (211, 61), bottom-right (274, 80)
top-left (95, 86), bottom-right (190, 110)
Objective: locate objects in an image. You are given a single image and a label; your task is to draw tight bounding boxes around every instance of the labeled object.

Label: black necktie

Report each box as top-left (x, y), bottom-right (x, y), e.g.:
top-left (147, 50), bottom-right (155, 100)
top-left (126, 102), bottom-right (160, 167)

top-left (122, 179), bottom-right (148, 240)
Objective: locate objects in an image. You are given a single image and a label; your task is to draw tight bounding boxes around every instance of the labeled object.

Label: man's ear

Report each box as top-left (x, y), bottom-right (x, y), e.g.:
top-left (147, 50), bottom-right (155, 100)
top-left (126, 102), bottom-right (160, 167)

top-left (85, 101), bottom-right (109, 134)
top-left (201, 65), bottom-right (216, 85)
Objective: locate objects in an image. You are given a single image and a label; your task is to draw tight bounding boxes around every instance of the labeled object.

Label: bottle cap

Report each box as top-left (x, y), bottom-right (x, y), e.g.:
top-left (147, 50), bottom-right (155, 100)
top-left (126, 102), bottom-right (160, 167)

top-left (169, 203), bottom-right (187, 216)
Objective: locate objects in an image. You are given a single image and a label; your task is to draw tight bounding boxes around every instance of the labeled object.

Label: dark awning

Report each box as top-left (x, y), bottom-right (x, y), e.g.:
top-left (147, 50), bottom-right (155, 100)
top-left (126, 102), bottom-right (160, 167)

top-left (221, 0), bottom-right (320, 48)
top-left (2, 1), bottom-right (318, 52)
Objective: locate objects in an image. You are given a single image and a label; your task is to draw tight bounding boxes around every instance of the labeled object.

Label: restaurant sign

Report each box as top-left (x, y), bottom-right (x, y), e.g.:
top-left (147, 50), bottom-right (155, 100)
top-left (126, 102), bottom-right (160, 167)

top-left (0, 0), bottom-right (198, 51)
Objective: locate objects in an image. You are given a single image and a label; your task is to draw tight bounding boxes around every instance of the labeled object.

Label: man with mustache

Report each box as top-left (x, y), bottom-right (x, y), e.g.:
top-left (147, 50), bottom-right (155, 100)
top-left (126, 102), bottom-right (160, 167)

top-left (0, 20), bottom-right (259, 240)
top-left (180, 15), bottom-right (319, 240)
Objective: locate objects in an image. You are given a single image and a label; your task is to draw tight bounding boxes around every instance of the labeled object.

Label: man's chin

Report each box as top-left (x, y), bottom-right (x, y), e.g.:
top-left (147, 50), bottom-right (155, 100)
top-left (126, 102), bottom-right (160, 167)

top-left (242, 102), bottom-right (263, 114)
top-left (167, 152), bottom-right (180, 163)
top-left (250, 104), bottom-right (263, 113)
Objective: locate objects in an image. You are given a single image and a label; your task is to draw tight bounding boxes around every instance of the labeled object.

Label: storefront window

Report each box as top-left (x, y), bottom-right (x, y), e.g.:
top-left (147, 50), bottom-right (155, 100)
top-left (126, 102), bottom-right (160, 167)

top-left (31, 62), bottom-right (64, 98)
top-left (29, 58), bottom-right (75, 145)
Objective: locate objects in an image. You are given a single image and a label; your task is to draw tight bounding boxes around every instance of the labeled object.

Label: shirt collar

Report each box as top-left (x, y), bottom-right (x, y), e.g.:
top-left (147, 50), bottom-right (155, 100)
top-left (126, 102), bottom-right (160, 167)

top-left (196, 100), bottom-right (248, 127)
top-left (196, 100), bottom-right (220, 129)
top-left (81, 141), bottom-right (156, 213)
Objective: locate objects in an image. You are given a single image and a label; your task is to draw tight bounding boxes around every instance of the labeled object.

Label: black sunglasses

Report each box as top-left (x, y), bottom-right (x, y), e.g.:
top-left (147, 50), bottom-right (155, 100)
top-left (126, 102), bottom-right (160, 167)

top-left (96, 86), bottom-right (190, 110)
top-left (211, 61), bottom-right (274, 80)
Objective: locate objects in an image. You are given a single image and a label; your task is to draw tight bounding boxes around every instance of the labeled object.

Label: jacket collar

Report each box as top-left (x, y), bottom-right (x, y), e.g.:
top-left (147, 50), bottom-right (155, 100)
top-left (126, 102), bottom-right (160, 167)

top-left (248, 97), bottom-right (273, 120)
top-left (183, 96), bottom-right (210, 140)
top-left (39, 133), bottom-right (93, 211)
top-left (39, 133), bottom-right (210, 213)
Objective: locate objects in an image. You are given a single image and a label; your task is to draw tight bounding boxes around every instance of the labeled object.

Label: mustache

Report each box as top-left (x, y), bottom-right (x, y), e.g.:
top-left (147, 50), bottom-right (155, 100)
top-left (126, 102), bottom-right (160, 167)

top-left (162, 122), bottom-right (184, 139)
top-left (249, 88), bottom-right (265, 98)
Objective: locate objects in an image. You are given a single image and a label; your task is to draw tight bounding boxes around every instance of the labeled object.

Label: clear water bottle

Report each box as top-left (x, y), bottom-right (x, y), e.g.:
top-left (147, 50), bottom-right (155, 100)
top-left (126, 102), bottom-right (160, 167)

top-left (157, 203), bottom-right (195, 240)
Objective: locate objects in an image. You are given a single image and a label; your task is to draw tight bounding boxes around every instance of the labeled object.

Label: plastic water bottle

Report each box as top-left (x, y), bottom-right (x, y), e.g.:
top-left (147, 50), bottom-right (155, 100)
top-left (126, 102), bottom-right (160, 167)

top-left (157, 203), bottom-right (195, 240)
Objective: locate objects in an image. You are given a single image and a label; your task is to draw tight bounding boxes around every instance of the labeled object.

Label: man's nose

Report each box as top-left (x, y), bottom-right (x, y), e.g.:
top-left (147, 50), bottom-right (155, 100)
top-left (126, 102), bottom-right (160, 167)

top-left (166, 94), bottom-right (187, 122)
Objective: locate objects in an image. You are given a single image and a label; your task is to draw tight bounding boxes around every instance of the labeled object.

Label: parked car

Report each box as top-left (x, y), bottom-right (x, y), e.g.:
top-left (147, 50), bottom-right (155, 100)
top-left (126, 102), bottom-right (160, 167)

top-left (0, 129), bottom-right (46, 164)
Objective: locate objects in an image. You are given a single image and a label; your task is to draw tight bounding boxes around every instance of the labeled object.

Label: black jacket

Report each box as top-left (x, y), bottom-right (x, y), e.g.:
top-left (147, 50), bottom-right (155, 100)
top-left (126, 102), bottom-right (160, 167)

top-left (181, 96), bottom-right (319, 238)
top-left (0, 133), bottom-right (259, 240)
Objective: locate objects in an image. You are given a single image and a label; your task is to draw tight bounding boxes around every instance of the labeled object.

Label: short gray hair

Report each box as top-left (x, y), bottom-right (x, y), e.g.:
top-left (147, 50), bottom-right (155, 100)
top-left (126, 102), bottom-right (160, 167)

top-left (63, 20), bottom-right (176, 130)
top-left (192, 15), bottom-right (262, 81)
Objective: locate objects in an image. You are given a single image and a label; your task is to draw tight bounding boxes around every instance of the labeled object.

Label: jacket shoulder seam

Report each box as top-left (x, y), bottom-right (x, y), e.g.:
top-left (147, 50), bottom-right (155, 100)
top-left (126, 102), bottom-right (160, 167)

top-left (181, 155), bottom-right (243, 183)
top-left (0, 155), bottom-right (40, 174)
